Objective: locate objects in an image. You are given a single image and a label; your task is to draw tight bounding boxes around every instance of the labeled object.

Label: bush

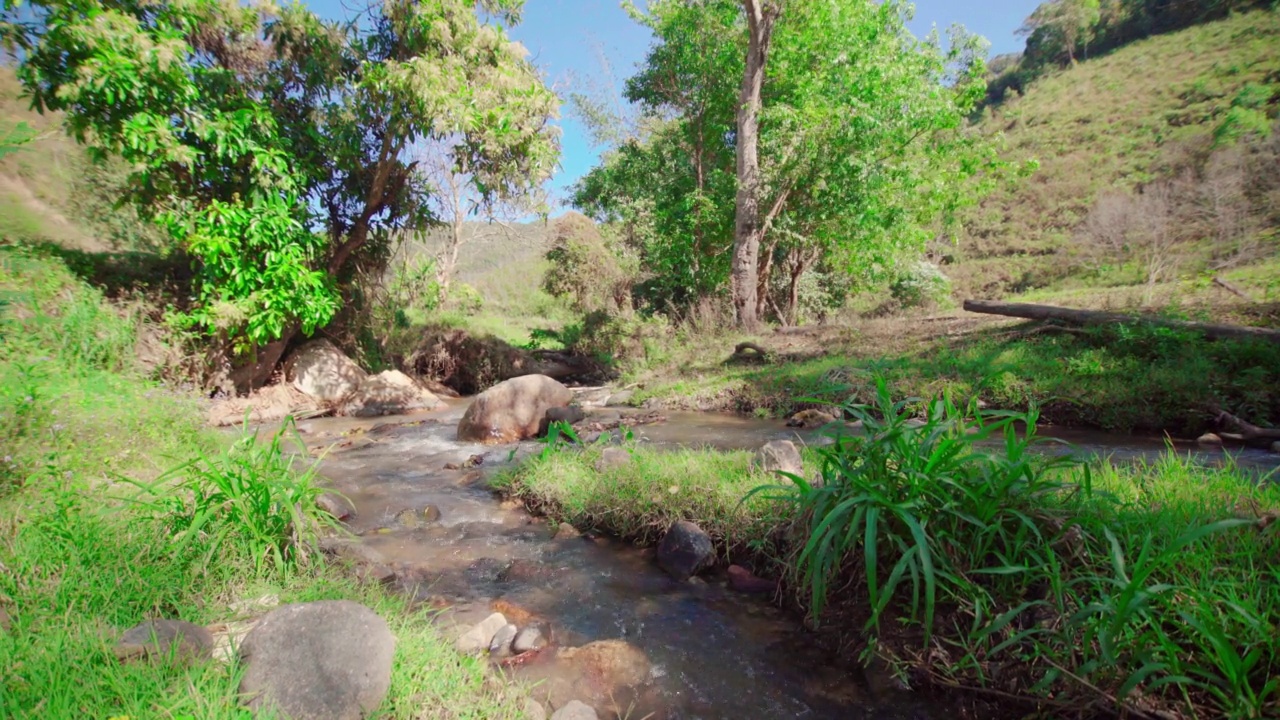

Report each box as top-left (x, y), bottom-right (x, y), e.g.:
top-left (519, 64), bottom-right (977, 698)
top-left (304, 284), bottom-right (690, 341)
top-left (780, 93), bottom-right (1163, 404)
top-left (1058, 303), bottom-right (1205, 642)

top-left (888, 260), bottom-right (951, 309)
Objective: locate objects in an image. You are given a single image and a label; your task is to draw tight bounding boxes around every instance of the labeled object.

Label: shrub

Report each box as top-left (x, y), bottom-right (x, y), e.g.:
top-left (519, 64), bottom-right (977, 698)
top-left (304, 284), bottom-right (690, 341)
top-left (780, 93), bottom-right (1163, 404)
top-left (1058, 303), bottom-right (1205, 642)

top-left (888, 260), bottom-right (951, 309)
top-left (542, 212), bottom-right (630, 314)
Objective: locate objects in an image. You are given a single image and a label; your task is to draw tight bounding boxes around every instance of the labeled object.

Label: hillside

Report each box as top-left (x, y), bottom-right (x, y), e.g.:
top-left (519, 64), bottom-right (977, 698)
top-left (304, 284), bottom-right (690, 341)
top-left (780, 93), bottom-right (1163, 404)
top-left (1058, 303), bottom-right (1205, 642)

top-left (952, 8), bottom-right (1280, 300)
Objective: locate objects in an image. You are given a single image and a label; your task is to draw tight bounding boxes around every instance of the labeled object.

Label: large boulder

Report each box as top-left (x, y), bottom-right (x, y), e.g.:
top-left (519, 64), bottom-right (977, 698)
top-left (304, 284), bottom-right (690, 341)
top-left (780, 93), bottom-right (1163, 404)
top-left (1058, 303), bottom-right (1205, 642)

top-left (339, 370), bottom-right (442, 417)
top-left (285, 340), bottom-right (367, 404)
top-left (457, 375), bottom-right (573, 444)
top-left (753, 440), bottom-right (804, 477)
top-left (238, 600), bottom-right (394, 720)
top-left (656, 521), bottom-right (715, 581)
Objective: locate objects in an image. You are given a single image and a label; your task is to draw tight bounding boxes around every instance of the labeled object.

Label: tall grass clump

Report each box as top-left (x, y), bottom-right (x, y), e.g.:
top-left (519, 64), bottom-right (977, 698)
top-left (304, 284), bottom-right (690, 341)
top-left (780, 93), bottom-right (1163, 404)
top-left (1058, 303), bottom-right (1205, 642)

top-left (754, 380), bottom-right (1279, 718)
top-left (123, 420), bottom-right (338, 573)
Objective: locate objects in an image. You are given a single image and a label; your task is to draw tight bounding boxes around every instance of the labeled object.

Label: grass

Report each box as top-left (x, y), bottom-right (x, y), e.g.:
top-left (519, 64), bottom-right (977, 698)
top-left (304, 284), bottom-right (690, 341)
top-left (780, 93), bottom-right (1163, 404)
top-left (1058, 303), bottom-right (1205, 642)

top-left (955, 8), bottom-right (1280, 298)
top-left (500, 387), bottom-right (1280, 719)
top-left (623, 316), bottom-right (1280, 435)
top-left (0, 246), bottom-right (531, 719)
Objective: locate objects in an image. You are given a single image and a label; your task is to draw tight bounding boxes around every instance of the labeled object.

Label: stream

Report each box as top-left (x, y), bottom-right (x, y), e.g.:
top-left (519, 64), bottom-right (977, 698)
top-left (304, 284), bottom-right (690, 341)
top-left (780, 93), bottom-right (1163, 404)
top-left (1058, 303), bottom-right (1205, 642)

top-left (293, 396), bottom-right (1278, 720)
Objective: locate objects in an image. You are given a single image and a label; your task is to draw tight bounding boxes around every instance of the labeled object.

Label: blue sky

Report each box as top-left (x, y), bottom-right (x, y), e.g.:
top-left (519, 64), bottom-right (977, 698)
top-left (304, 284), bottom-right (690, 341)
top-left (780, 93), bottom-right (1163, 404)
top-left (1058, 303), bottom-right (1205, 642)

top-left (309, 0), bottom-right (1044, 207)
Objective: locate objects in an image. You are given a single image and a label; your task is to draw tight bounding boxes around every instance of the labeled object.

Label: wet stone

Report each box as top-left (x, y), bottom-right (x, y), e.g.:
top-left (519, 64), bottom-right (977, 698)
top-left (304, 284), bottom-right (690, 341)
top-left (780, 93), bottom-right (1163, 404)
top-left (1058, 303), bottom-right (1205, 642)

top-left (316, 493), bottom-right (356, 522)
top-left (550, 700), bottom-right (598, 720)
top-left (727, 565), bottom-right (776, 595)
top-left (523, 698), bottom-right (549, 720)
top-left (513, 625), bottom-right (547, 653)
top-left (394, 505), bottom-right (441, 529)
top-left (552, 522), bottom-right (581, 540)
top-left (657, 520), bottom-right (715, 581)
top-left (1197, 433), bottom-right (1224, 446)
top-left (456, 612), bottom-right (508, 654)
top-left (114, 619), bottom-right (214, 664)
top-left (489, 623), bottom-right (518, 658)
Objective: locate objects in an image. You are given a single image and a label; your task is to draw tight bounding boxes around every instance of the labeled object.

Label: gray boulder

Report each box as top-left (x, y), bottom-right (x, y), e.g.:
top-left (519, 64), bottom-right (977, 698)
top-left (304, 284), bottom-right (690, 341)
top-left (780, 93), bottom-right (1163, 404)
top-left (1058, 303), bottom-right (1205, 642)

top-left (115, 619), bottom-right (213, 664)
top-left (657, 521), bottom-right (714, 581)
top-left (457, 375), bottom-right (573, 444)
top-left (753, 440), bottom-right (804, 477)
top-left (238, 600), bottom-right (394, 720)
top-left (285, 340), bottom-right (366, 404)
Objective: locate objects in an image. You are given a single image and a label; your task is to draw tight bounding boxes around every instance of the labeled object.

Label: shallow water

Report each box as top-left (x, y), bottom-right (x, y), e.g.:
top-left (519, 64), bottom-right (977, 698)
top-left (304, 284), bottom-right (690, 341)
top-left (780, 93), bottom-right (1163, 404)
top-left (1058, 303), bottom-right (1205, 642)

top-left (295, 399), bottom-right (1277, 720)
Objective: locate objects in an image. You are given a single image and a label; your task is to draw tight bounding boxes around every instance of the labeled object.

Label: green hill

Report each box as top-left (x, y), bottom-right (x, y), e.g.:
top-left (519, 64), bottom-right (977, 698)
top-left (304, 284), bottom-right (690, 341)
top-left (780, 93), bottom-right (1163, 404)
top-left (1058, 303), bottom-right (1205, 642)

top-left (951, 8), bottom-right (1280, 301)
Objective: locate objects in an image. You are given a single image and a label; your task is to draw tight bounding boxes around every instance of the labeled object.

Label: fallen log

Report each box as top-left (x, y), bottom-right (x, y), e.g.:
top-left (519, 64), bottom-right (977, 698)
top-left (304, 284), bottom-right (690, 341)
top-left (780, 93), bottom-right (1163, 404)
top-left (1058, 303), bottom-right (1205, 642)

top-left (962, 300), bottom-right (1280, 345)
top-left (1210, 407), bottom-right (1280, 442)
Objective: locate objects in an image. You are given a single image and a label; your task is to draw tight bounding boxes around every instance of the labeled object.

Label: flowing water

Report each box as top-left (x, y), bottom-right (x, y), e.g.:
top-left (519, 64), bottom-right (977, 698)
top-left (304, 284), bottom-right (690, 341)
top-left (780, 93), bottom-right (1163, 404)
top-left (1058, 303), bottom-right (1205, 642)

top-left (295, 397), bottom-right (1278, 720)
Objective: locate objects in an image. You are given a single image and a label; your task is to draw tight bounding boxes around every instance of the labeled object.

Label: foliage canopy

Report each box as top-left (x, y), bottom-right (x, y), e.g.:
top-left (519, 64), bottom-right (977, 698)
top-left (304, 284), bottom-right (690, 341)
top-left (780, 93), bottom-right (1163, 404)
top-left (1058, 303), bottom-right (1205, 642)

top-left (3, 0), bottom-right (558, 355)
top-left (573, 0), bottom-right (1004, 321)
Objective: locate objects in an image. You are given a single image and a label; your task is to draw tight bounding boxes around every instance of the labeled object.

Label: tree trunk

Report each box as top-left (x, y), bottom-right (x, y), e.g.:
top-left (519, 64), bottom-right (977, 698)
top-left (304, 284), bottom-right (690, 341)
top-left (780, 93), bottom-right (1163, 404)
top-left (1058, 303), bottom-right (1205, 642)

top-left (731, 0), bottom-right (778, 330)
top-left (962, 300), bottom-right (1280, 345)
top-left (438, 215), bottom-right (464, 304)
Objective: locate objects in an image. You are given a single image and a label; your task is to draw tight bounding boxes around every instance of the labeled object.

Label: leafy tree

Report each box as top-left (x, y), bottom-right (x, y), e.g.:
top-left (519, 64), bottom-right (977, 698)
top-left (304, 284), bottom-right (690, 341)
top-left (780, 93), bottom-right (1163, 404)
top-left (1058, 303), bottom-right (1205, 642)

top-left (1018, 0), bottom-right (1102, 63)
top-left (3, 0), bottom-right (557, 383)
top-left (542, 212), bottom-right (630, 314)
top-left (576, 0), bottom-right (1001, 325)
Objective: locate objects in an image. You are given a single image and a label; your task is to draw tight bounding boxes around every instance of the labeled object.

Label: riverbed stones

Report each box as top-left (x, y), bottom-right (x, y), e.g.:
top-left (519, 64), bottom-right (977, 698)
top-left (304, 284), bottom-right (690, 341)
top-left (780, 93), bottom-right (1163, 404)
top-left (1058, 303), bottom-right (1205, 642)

top-left (489, 623), bottom-right (519, 658)
top-left (753, 440), bottom-right (804, 477)
top-left (394, 504), bottom-right (441, 528)
top-left (339, 370), bottom-right (442, 417)
top-left (513, 625), bottom-right (547, 653)
top-left (316, 493), bottom-right (356, 522)
top-left (456, 612), bottom-right (509, 654)
top-left (457, 375), bottom-right (574, 444)
top-left (594, 447), bottom-right (631, 472)
top-left (786, 409), bottom-right (836, 429)
top-left (114, 619), bottom-right (213, 664)
top-left (727, 565), bottom-right (776, 595)
top-left (553, 522), bottom-right (581, 540)
top-left (550, 700), bottom-right (598, 720)
top-left (656, 520), bottom-right (715, 581)
top-left (556, 640), bottom-right (651, 693)
top-left (238, 601), bottom-right (393, 720)
top-left (1197, 432), bottom-right (1224, 446)
top-left (285, 339), bottom-right (366, 404)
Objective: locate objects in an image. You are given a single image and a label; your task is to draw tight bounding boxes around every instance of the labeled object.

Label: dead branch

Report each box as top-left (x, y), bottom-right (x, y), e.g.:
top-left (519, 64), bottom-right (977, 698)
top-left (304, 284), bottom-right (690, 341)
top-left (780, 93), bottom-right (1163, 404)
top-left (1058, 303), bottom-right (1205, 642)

top-left (1212, 276), bottom-right (1258, 303)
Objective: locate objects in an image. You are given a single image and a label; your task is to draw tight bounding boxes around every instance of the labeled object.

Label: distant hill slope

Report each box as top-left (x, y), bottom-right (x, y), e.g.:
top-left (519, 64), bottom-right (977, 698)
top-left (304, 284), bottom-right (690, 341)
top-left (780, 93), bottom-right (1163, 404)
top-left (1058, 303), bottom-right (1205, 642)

top-left (952, 9), bottom-right (1280, 298)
